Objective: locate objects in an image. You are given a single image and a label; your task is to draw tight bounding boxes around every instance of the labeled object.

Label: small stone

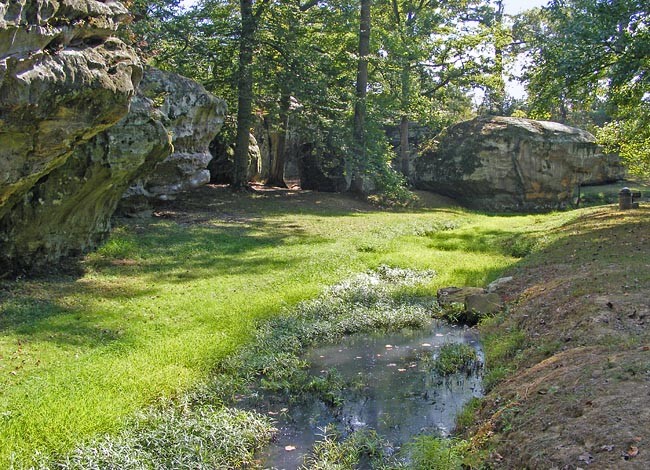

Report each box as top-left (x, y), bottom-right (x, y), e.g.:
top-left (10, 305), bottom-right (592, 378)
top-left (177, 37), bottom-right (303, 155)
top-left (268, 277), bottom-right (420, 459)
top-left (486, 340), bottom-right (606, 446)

top-left (465, 293), bottom-right (503, 315)
top-left (487, 276), bottom-right (513, 292)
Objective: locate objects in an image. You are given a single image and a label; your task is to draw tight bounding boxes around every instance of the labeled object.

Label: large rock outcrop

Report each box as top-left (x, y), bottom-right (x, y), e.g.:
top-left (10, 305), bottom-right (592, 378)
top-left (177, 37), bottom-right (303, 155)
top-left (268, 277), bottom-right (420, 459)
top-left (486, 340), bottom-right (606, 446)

top-left (0, 0), bottom-right (142, 219)
top-left (125, 68), bottom-right (227, 200)
top-left (0, 95), bottom-right (172, 272)
top-left (0, 0), bottom-right (142, 273)
top-left (415, 116), bottom-right (626, 212)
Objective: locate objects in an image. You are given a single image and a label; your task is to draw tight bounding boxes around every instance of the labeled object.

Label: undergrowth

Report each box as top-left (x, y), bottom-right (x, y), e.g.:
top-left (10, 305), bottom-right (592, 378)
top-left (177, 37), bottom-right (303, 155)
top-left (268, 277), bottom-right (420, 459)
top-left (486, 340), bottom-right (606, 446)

top-left (432, 343), bottom-right (480, 376)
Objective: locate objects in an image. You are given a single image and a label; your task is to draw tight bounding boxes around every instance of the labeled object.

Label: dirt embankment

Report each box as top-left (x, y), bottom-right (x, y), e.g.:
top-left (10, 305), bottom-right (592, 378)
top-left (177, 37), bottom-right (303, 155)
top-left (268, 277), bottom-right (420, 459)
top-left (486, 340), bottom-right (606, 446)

top-left (474, 207), bottom-right (650, 469)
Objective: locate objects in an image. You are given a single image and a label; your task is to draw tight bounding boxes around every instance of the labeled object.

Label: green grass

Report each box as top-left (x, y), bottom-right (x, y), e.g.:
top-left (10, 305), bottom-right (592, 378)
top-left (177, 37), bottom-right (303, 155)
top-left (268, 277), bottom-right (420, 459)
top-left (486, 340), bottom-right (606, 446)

top-left (432, 343), bottom-right (479, 376)
top-left (0, 189), bottom-right (577, 466)
top-left (405, 435), bottom-right (468, 470)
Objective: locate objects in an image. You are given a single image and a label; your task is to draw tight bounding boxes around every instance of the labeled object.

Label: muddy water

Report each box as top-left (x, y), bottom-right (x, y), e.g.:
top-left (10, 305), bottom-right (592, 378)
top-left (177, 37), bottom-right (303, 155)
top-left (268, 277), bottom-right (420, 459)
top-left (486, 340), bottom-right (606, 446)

top-left (258, 321), bottom-right (483, 469)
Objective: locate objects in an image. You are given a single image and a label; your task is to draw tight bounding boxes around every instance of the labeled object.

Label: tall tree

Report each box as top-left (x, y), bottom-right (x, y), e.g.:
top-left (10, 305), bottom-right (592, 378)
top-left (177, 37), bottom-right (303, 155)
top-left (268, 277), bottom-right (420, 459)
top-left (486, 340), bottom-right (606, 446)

top-left (233, 0), bottom-right (269, 189)
top-left (351, 0), bottom-right (372, 193)
top-left (373, 0), bottom-right (494, 180)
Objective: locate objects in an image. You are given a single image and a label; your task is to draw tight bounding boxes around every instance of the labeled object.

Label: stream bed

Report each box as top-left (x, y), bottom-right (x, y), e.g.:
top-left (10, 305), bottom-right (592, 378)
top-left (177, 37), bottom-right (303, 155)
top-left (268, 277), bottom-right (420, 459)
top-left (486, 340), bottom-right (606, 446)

top-left (253, 320), bottom-right (483, 469)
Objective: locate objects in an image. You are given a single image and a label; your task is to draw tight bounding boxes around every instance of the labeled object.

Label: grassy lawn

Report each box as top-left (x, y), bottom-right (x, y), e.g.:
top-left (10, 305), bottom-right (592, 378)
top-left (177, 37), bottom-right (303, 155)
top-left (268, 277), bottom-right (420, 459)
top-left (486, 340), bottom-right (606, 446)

top-left (0, 187), bottom-right (577, 466)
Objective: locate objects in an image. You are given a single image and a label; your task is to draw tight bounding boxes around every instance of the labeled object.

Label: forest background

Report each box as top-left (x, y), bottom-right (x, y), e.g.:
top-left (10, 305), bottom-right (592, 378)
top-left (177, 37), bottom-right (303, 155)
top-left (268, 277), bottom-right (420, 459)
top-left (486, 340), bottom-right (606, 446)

top-left (123, 0), bottom-right (649, 194)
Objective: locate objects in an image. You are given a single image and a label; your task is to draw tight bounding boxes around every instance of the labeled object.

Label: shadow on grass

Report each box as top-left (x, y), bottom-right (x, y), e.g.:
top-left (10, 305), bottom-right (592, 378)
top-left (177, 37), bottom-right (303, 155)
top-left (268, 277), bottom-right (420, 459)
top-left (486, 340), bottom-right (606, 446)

top-left (0, 216), bottom-right (331, 348)
top-left (426, 228), bottom-right (540, 258)
top-left (0, 296), bottom-right (135, 350)
top-left (92, 218), bottom-right (331, 282)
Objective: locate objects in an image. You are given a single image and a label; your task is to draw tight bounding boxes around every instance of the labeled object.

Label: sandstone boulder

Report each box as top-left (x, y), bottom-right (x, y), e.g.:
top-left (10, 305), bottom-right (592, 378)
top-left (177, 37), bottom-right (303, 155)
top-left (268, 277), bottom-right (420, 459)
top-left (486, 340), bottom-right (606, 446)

top-left (127, 68), bottom-right (227, 199)
top-left (0, 96), bottom-right (172, 272)
top-left (0, 0), bottom-right (142, 273)
top-left (0, 0), bottom-right (141, 220)
top-left (415, 116), bottom-right (626, 212)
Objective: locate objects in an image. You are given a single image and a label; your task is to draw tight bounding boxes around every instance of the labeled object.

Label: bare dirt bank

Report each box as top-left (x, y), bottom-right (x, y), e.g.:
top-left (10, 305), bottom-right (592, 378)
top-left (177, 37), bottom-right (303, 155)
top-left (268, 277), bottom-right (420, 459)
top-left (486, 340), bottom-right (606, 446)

top-left (472, 206), bottom-right (650, 469)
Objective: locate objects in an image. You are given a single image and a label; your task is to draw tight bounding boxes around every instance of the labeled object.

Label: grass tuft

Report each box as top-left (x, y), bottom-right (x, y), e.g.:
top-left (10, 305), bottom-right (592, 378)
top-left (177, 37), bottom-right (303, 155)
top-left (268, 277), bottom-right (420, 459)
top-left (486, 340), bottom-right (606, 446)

top-left (432, 343), bottom-right (480, 376)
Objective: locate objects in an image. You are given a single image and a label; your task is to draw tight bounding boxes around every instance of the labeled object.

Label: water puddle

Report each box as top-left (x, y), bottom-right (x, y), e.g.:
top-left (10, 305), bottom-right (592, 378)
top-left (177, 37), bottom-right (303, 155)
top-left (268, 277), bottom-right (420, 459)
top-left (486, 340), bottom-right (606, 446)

top-left (254, 320), bottom-right (483, 469)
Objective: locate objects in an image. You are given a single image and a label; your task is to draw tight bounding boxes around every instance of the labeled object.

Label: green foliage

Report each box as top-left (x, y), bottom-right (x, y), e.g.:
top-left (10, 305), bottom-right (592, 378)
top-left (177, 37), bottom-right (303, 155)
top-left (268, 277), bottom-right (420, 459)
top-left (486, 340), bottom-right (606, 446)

top-left (521, 0), bottom-right (650, 176)
top-left (455, 396), bottom-right (483, 432)
top-left (597, 114), bottom-right (650, 180)
top-left (480, 314), bottom-right (527, 391)
top-left (437, 301), bottom-right (466, 324)
top-left (405, 435), bottom-right (468, 470)
top-left (432, 343), bottom-right (479, 376)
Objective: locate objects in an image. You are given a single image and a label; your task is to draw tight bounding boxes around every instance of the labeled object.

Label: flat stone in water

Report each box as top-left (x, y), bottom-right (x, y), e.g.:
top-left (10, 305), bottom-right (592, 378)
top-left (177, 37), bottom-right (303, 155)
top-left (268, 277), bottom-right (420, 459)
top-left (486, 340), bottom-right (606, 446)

top-left (259, 320), bottom-right (483, 469)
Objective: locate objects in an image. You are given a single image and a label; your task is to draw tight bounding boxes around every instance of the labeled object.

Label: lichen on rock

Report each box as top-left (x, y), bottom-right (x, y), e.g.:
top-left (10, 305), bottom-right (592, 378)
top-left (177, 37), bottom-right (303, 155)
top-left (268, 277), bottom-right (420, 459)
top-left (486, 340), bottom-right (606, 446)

top-left (125, 67), bottom-right (228, 200)
top-left (415, 116), bottom-right (626, 212)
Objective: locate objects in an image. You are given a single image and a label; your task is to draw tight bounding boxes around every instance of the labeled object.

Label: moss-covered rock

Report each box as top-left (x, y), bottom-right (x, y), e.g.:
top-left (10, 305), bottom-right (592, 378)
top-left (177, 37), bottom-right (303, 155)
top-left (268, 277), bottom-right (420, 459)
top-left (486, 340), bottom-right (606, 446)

top-left (415, 116), bottom-right (626, 212)
top-left (0, 95), bottom-right (172, 274)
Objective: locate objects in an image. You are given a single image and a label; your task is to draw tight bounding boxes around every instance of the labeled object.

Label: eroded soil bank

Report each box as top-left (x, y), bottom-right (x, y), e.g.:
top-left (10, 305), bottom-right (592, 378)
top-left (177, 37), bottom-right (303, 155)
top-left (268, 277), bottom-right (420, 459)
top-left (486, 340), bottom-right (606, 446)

top-left (468, 207), bottom-right (650, 469)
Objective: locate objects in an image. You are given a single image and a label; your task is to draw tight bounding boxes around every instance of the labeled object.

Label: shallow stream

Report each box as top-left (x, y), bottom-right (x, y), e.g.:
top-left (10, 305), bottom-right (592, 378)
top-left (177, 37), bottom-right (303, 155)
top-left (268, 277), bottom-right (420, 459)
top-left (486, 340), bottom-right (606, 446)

top-left (254, 320), bottom-right (483, 469)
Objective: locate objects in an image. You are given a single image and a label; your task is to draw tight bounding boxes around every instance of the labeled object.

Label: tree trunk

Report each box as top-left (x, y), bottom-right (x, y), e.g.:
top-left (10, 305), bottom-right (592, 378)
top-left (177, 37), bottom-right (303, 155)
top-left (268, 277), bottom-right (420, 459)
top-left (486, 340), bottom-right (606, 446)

top-left (492, 0), bottom-right (505, 115)
top-left (351, 0), bottom-right (371, 194)
top-left (399, 60), bottom-right (411, 179)
top-left (267, 91), bottom-right (290, 187)
top-left (399, 114), bottom-right (410, 178)
top-left (233, 0), bottom-right (256, 190)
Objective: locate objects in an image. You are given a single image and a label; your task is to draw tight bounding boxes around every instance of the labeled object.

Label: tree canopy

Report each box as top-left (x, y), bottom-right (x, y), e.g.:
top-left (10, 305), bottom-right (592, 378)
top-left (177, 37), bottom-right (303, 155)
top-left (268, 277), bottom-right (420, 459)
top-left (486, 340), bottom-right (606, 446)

top-left (123, 0), bottom-right (650, 188)
top-left (521, 0), bottom-right (649, 177)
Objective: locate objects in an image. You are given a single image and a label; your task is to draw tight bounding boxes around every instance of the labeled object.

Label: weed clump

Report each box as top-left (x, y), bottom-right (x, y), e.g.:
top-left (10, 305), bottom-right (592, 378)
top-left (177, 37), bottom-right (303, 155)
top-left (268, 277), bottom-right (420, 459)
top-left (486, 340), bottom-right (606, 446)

top-left (218, 265), bottom-right (437, 398)
top-left (303, 426), bottom-right (393, 469)
top-left (432, 343), bottom-right (480, 376)
top-left (52, 406), bottom-right (275, 469)
top-left (405, 435), bottom-right (468, 470)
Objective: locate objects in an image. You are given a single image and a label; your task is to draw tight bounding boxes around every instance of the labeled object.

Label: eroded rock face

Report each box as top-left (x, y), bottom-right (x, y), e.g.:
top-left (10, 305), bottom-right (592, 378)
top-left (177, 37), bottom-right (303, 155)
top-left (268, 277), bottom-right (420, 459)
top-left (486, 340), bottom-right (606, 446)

top-left (0, 0), bottom-right (142, 220)
top-left (0, 0), bottom-right (142, 272)
top-left (0, 96), bottom-right (172, 271)
top-left (415, 116), bottom-right (626, 211)
top-left (128, 68), bottom-right (227, 199)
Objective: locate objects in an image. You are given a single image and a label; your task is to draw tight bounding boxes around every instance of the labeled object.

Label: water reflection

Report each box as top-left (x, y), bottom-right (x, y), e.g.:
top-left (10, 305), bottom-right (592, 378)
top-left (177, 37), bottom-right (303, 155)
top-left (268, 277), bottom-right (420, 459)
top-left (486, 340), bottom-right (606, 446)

top-left (257, 321), bottom-right (482, 469)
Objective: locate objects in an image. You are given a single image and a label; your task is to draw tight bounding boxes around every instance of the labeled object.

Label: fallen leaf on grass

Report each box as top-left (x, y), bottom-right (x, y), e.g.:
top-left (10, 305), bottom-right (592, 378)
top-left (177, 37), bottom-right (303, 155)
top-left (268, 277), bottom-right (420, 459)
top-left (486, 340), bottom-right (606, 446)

top-left (623, 446), bottom-right (639, 460)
